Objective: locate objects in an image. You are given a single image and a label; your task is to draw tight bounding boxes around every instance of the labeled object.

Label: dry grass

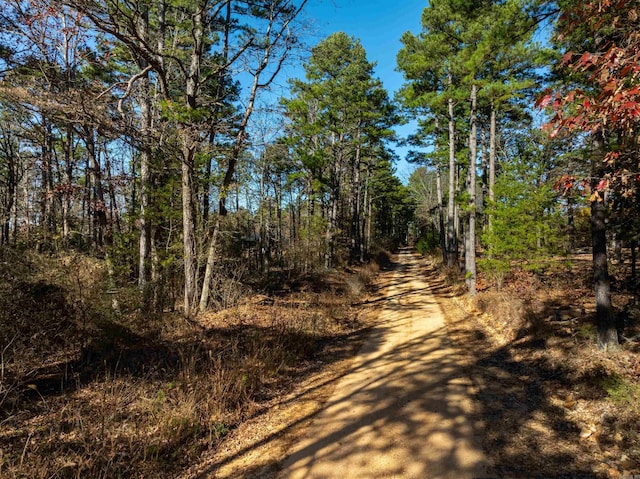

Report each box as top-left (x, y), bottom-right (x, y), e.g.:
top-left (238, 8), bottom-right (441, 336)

top-left (0, 248), bottom-right (378, 479)
top-left (427, 253), bottom-right (640, 479)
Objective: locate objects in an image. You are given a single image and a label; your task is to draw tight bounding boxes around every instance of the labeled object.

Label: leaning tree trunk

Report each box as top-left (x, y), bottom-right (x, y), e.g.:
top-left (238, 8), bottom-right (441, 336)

top-left (199, 215), bottom-right (221, 312)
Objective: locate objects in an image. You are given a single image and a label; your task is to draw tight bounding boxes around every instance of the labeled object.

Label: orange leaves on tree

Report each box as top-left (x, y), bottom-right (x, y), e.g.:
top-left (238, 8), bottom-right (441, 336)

top-left (604, 151), bottom-right (620, 164)
top-left (535, 89), bottom-right (553, 109)
top-left (542, 0), bottom-right (640, 202)
top-left (554, 175), bottom-right (577, 195)
top-left (561, 51), bottom-right (574, 66)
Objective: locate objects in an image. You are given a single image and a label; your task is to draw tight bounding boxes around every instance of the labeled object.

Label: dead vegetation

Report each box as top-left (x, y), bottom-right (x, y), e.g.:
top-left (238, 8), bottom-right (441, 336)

top-left (431, 253), bottom-right (640, 479)
top-left (0, 247), bottom-right (386, 478)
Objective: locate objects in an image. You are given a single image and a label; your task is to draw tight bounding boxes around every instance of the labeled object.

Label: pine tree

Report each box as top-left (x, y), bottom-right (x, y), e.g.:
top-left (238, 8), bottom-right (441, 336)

top-left (283, 32), bottom-right (397, 266)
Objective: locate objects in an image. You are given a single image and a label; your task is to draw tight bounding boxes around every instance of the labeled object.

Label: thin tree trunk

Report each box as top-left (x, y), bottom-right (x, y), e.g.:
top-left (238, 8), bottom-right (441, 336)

top-left (447, 78), bottom-right (458, 268)
top-left (306, 185), bottom-right (313, 273)
top-left (436, 163), bottom-right (446, 262)
top-left (613, 233), bottom-right (622, 263)
top-left (62, 126), bottom-right (73, 247)
top-left (360, 161), bottom-right (370, 263)
top-left (22, 168), bottom-right (30, 244)
top-left (466, 84), bottom-right (477, 297)
top-left (104, 148), bottom-right (121, 236)
top-left (480, 125), bottom-right (488, 230)
top-left (83, 154), bottom-right (91, 244)
top-left (42, 119), bottom-right (55, 246)
top-left (488, 104), bottom-right (496, 229)
top-left (367, 195), bottom-right (372, 260)
top-left (0, 127), bottom-right (17, 245)
top-left (567, 195), bottom-right (576, 252)
top-left (138, 5), bottom-right (153, 297)
top-left (434, 116), bottom-right (446, 262)
top-left (631, 239), bottom-right (637, 281)
top-left (199, 215), bottom-right (221, 312)
top-left (351, 133), bottom-right (362, 262)
top-left (83, 128), bottom-right (106, 250)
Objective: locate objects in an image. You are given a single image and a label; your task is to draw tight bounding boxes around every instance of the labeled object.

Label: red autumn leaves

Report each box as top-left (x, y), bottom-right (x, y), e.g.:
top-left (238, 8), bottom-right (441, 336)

top-left (539, 0), bottom-right (640, 195)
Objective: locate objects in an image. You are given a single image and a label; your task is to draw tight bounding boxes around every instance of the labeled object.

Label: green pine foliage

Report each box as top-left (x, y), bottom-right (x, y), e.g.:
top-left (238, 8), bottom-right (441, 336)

top-left (480, 154), bottom-right (565, 285)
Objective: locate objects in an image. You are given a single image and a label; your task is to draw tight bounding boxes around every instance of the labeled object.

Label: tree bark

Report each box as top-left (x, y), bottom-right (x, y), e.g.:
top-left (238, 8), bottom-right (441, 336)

top-left (180, 5), bottom-right (204, 317)
top-left (591, 191), bottom-right (618, 351)
top-left (351, 129), bottom-right (362, 262)
top-left (480, 126), bottom-right (487, 230)
top-left (434, 116), bottom-right (446, 263)
top-left (487, 103), bottom-right (497, 232)
top-left (199, 215), bottom-right (221, 312)
top-left (489, 104), bottom-right (496, 205)
top-left (447, 87), bottom-right (458, 268)
top-left (181, 141), bottom-right (199, 317)
top-left (137, 5), bottom-right (153, 298)
top-left (567, 195), bottom-right (576, 252)
top-left (591, 132), bottom-right (618, 351)
top-left (83, 128), bottom-right (107, 251)
top-left (465, 84), bottom-right (478, 297)
top-left (360, 161), bottom-right (370, 263)
top-left (631, 239), bottom-right (637, 281)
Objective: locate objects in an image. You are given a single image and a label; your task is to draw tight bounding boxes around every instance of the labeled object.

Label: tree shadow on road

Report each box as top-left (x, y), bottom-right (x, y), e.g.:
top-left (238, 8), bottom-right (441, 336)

top-left (188, 252), bottom-right (606, 479)
top-left (424, 263), bottom-right (606, 479)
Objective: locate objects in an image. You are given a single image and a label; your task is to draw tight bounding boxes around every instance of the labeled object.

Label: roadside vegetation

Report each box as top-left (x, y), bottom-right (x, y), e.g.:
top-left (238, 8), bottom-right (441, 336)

top-left (0, 0), bottom-right (639, 477)
top-left (422, 252), bottom-right (640, 478)
top-left (0, 246), bottom-right (388, 478)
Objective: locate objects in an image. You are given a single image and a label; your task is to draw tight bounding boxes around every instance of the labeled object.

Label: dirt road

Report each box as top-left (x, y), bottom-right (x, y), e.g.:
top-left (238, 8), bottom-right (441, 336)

top-left (278, 251), bottom-right (488, 479)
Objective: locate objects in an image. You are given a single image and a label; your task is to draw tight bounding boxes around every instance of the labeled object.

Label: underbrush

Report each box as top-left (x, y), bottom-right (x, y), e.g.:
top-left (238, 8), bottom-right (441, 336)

top-left (0, 248), bottom-right (377, 478)
top-left (431, 253), bottom-right (640, 478)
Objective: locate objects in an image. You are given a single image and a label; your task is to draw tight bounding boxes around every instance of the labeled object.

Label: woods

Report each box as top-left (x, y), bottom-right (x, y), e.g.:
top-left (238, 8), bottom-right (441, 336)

top-left (0, 0), bottom-right (639, 477)
top-left (0, 1), bottom-right (410, 313)
top-left (400, 0), bottom-right (639, 352)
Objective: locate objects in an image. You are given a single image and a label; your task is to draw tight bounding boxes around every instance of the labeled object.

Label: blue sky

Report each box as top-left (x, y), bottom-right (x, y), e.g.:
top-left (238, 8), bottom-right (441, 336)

top-left (277, 0), bottom-right (430, 182)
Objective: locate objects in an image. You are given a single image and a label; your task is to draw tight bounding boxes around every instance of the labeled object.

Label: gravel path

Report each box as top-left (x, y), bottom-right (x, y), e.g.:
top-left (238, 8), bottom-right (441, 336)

top-left (278, 251), bottom-right (488, 479)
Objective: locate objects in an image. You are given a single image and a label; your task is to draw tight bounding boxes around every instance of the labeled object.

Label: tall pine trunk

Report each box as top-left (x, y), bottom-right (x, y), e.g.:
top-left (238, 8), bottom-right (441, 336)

top-left (434, 117), bottom-right (446, 263)
top-left (465, 84), bottom-right (478, 297)
top-left (350, 133), bottom-right (362, 262)
top-left (488, 103), bottom-right (496, 230)
top-left (181, 6), bottom-right (203, 317)
top-left (447, 86), bottom-right (458, 268)
top-left (137, 5), bottom-right (153, 298)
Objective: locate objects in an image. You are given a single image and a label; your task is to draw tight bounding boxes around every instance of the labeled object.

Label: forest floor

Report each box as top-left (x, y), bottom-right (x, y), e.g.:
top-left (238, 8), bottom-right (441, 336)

top-left (2, 248), bottom-right (640, 478)
top-left (184, 250), bottom-right (640, 479)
